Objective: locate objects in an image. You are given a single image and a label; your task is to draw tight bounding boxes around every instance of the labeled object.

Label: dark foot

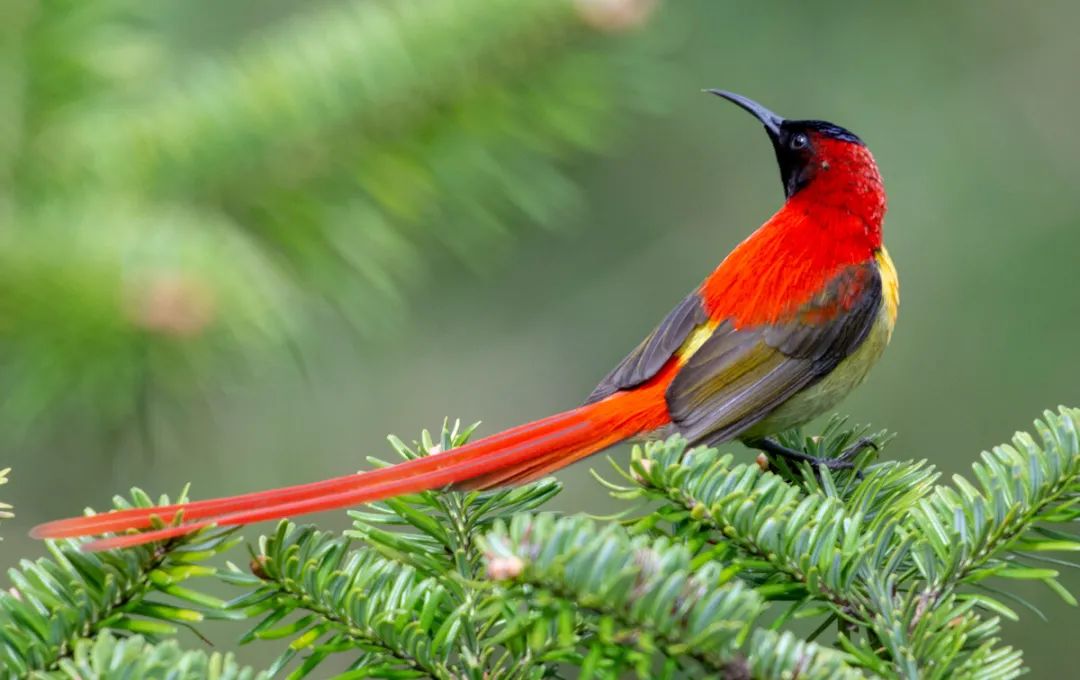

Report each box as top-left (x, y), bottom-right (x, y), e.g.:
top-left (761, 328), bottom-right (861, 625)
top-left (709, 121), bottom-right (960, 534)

top-left (837, 436), bottom-right (878, 463)
top-left (750, 437), bottom-right (872, 471)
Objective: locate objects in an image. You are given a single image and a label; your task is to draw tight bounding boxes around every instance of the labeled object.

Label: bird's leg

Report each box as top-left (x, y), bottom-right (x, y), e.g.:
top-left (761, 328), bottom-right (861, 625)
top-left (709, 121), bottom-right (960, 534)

top-left (748, 437), bottom-right (872, 471)
top-left (837, 436), bottom-right (878, 462)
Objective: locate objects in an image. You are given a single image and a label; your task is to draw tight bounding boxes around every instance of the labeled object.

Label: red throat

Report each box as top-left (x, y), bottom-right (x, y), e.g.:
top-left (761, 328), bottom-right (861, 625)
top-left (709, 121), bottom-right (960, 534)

top-left (701, 138), bottom-right (886, 328)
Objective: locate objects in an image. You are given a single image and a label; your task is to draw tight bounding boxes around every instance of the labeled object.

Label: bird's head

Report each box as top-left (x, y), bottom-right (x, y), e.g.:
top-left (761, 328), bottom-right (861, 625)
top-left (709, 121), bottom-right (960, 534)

top-left (708, 90), bottom-right (884, 215)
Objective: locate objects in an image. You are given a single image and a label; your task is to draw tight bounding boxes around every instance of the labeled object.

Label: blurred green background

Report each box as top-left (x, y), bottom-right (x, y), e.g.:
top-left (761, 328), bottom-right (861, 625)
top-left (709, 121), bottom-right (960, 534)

top-left (3, 0), bottom-right (1079, 676)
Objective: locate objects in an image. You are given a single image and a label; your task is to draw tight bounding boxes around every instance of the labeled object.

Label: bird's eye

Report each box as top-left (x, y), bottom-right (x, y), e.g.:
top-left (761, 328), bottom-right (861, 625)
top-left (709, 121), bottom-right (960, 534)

top-left (790, 133), bottom-right (809, 150)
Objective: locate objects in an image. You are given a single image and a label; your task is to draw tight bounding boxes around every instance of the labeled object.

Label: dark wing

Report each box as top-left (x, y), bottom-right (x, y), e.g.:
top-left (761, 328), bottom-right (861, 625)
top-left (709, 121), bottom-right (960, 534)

top-left (667, 261), bottom-right (883, 445)
top-left (585, 291), bottom-right (709, 404)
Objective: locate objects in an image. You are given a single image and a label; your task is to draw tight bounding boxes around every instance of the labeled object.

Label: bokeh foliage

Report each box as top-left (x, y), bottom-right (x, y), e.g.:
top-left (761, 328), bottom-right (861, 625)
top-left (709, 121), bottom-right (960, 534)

top-left (1, 0), bottom-right (665, 439)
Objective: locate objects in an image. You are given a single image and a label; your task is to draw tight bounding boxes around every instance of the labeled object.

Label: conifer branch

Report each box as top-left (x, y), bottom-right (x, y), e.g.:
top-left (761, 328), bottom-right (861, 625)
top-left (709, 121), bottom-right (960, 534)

top-left (222, 422), bottom-right (565, 678)
top-left (57, 0), bottom-right (608, 194)
top-left (224, 525), bottom-right (453, 678)
top-left (604, 407), bottom-right (1080, 679)
top-left (4, 408), bottom-right (1076, 678)
top-left (482, 513), bottom-right (865, 679)
top-left (55, 632), bottom-right (262, 680)
top-left (0, 491), bottom-right (239, 675)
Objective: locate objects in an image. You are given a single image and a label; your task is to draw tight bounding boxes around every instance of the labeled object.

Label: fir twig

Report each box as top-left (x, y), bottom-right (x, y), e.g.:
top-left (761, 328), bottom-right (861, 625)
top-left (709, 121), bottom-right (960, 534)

top-left (0, 490), bottom-right (239, 675)
top-left (5, 408), bottom-right (1077, 678)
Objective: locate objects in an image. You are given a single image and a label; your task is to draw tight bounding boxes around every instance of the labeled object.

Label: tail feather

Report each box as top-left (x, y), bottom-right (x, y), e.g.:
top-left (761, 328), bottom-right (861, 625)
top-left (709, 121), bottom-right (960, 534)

top-left (30, 409), bottom-right (584, 540)
top-left (82, 421), bottom-right (597, 551)
top-left (33, 388), bottom-right (671, 551)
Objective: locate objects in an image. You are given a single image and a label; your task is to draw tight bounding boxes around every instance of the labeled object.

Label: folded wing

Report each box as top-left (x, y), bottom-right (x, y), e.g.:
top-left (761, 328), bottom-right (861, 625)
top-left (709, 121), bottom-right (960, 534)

top-left (667, 260), bottom-right (883, 445)
top-left (586, 291), bottom-right (709, 403)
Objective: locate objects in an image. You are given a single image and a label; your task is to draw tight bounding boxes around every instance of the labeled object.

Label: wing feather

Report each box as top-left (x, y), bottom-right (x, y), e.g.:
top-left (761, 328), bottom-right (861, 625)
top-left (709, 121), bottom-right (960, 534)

top-left (667, 261), bottom-right (883, 445)
top-left (586, 291), bottom-right (708, 403)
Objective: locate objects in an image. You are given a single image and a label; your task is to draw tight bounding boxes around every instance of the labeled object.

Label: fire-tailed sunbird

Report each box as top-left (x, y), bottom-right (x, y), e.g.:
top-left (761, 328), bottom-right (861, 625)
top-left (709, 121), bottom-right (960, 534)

top-left (33, 92), bottom-right (899, 551)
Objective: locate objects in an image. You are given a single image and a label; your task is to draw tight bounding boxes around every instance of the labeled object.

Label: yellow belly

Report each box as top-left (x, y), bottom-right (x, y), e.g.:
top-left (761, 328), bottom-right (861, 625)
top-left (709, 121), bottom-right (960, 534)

top-left (741, 247), bottom-right (899, 439)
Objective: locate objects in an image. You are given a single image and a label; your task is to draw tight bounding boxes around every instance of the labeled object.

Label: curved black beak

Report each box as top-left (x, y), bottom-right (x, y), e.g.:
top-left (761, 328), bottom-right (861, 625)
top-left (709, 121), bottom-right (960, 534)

top-left (706, 90), bottom-right (784, 139)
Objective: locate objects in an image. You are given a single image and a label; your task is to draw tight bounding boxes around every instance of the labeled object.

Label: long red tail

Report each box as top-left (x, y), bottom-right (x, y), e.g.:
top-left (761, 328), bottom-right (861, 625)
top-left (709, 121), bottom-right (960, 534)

top-left (31, 385), bottom-right (672, 552)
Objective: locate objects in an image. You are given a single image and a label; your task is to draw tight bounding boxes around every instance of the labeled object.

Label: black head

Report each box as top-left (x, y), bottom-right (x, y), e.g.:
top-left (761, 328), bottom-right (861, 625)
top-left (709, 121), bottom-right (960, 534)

top-left (707, 90), bottom-right (864, 199)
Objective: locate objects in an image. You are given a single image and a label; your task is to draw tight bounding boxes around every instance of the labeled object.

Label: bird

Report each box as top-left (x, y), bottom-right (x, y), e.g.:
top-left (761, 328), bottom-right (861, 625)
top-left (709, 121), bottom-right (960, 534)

top-left (32, 91), bottom-right (898, 551)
